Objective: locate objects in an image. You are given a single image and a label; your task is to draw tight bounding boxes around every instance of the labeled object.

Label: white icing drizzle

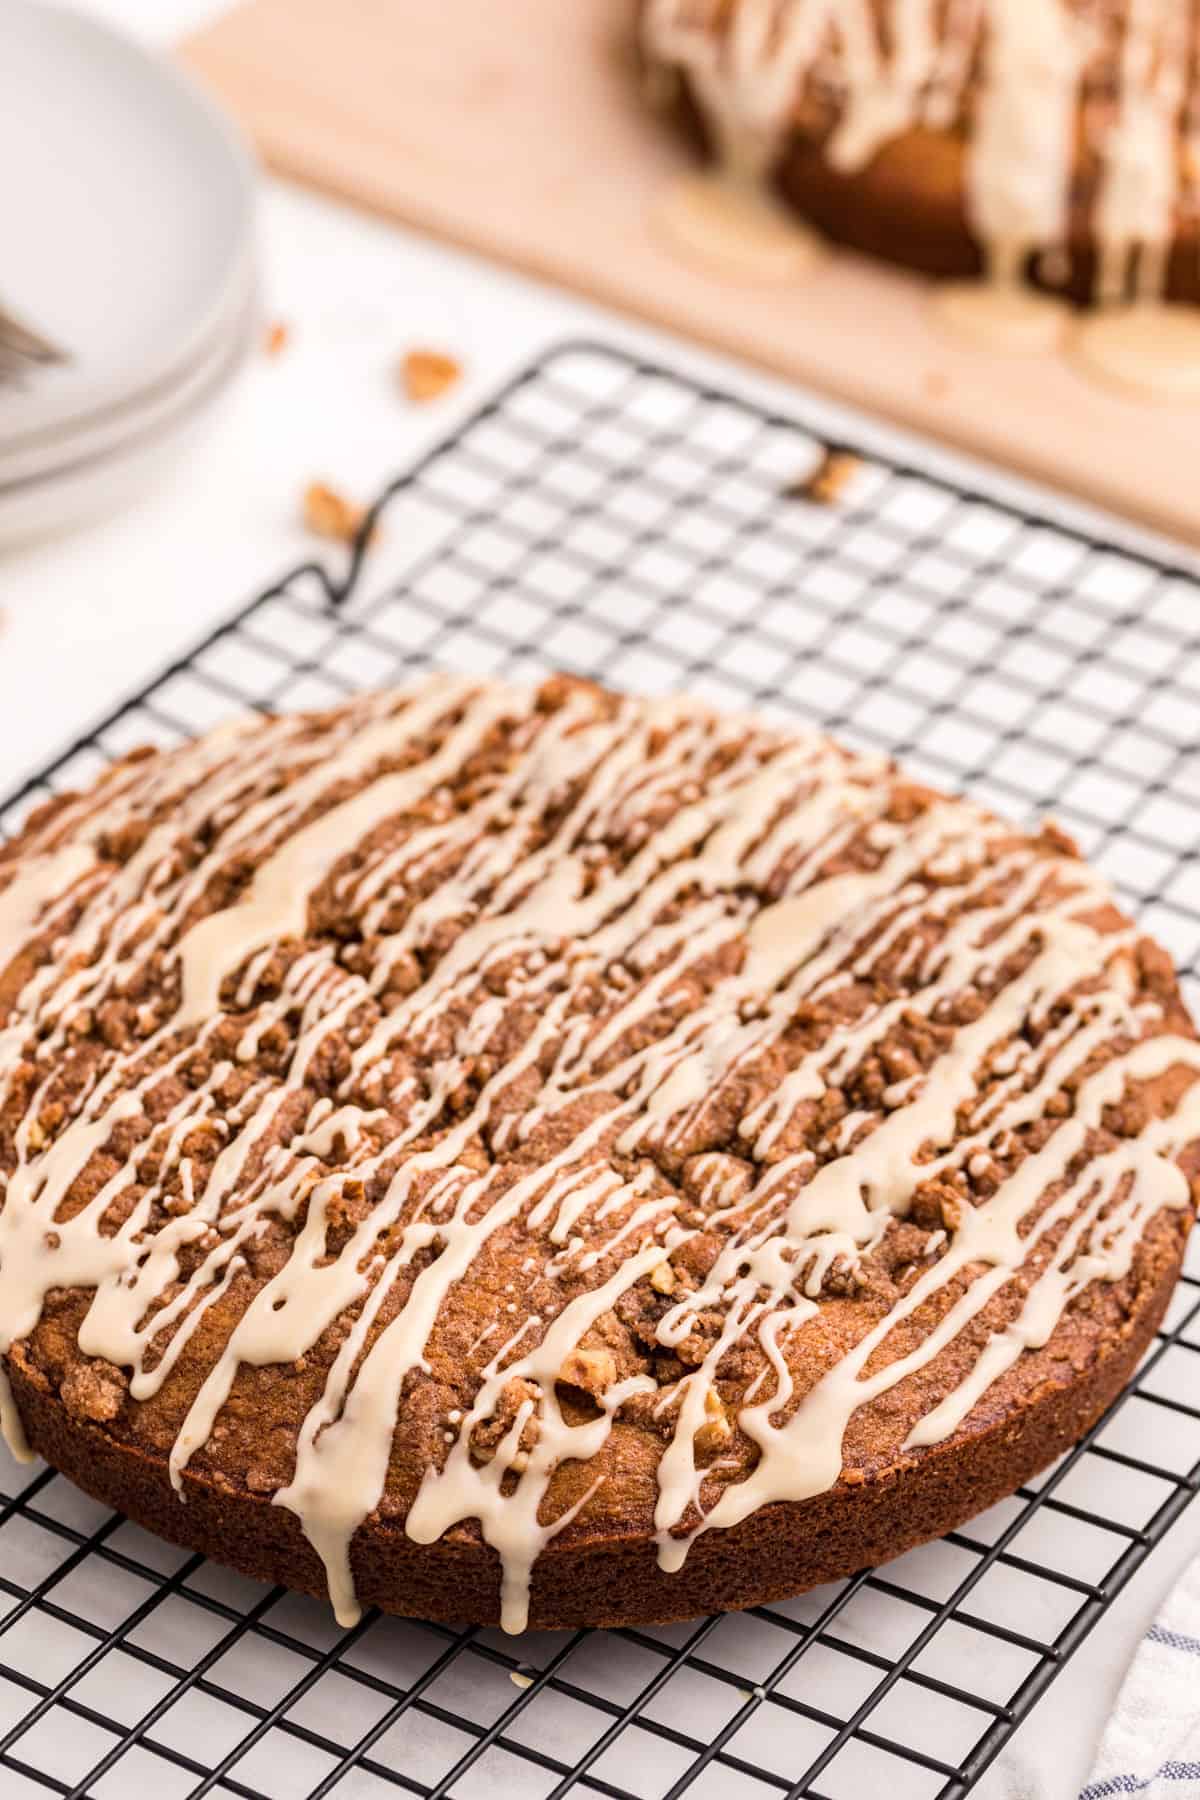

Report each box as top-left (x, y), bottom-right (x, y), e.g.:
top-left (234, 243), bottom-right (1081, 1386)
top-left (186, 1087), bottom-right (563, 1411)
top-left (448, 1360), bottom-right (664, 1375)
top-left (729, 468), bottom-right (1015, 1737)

top-left (1071, 303), bottom-right (1200, 399)
top-left (0, 675), bottom-right (1195, 1637)
top-left (654, 171), bottom-right (821, 281)
top-left (931, 281), bottom-right (1069, 354)
top-left (641, 0), bottom-right (1199, 307)
top-left (0, 847), bottom-right (98, 962)
top-left (1093, 0), bottom-right (1185, 305)
top-left (175, 676), bottom-right (486, 1024)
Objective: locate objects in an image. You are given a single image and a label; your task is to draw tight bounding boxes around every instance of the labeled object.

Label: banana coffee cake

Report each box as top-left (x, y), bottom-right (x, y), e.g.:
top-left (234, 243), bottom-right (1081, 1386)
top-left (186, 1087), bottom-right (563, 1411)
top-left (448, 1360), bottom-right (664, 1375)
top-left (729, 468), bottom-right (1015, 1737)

top-left (0, 673), bottom-right (1195, 1632)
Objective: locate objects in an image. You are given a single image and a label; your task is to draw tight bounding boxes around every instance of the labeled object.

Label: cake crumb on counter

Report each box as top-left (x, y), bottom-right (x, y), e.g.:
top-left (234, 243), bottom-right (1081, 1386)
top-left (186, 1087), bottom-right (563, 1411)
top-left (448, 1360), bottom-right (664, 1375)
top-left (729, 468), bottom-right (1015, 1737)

top-left (263, 320), bottom-right (290, 357)
top-left (302, 480), bottom-right (369, 544)
top-left (401, 348), bottom-right (462, 403)
top-left (786, 447), bottom-right (861, 506)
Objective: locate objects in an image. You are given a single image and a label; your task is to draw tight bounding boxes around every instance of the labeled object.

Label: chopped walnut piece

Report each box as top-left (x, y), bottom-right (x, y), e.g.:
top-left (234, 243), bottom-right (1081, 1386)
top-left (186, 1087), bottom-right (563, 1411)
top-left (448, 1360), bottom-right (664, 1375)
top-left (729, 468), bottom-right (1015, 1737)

top-left (695, 1386), bottom-right (732, 1455)
top-left (263, 320), bottom-right (290, 358)
top-left (470, 1375), bottom-right (540, 1465)
top-left (559, 1346), bottom-right (616, 1394)
top-left (302, 481), bottom-right (369, 545)
top-left (649, 1262), bottom-right (677, 1295)
top-left (786, 448), bottom-right (861, 507)
top-left (400, 349), bottom-right (462, 405)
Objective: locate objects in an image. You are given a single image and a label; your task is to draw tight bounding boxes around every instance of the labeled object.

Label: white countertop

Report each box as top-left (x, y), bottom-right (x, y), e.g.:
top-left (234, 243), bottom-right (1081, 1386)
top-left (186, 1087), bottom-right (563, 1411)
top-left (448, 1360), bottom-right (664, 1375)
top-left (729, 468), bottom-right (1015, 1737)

top-left (0, 0), bottom-right (596, 798)
top-left (5, 5), bottom-right (1199, 1797)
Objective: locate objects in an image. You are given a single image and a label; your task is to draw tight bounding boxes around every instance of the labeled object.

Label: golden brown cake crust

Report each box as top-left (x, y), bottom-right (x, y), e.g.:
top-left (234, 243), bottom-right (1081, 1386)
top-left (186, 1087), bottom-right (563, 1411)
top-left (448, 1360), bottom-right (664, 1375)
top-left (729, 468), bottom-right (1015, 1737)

top-left (0, 673), bottom-right (1196, 1632)
top-left (7, 1205), bottom-right (1185, 1629)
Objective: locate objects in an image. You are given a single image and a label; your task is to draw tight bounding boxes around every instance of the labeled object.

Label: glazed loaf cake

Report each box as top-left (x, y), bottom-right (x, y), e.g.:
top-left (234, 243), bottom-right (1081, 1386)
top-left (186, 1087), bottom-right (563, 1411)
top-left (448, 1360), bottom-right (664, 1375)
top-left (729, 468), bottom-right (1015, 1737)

top-left (0, 673), bottom-right (1195, 1632)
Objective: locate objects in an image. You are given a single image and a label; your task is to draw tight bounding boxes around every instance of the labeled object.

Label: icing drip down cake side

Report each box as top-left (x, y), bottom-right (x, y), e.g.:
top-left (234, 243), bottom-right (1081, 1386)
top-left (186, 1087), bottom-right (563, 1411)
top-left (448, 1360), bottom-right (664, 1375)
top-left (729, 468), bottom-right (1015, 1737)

top-left (640, 0), bottom-right (1200, 307)
top-left (0, 674), bottom-right (1195, 1634)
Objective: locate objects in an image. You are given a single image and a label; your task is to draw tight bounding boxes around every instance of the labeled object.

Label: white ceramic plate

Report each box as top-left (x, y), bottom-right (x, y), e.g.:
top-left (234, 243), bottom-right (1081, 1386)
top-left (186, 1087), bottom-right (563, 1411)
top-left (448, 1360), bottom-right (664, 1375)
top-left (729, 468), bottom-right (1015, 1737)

top-left (0, 258), bottom-right (257, 487)
top-left (0, 287), bottom-right (257, 547)
top-left (0, 1), bottom-right (256, 451)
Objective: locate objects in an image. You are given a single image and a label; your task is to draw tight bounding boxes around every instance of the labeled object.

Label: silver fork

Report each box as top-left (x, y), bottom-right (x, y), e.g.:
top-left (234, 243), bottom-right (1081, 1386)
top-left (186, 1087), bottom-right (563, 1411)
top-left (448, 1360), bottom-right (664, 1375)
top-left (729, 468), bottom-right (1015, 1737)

top-left (0, 301), bottom-right (68, 388)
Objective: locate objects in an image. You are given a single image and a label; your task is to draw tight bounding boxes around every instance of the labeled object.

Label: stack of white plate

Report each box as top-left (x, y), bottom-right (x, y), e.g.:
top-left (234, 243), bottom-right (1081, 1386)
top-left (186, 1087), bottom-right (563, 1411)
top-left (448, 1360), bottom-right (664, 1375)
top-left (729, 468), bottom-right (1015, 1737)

top-left (1, 2), bottom-right (257, 546)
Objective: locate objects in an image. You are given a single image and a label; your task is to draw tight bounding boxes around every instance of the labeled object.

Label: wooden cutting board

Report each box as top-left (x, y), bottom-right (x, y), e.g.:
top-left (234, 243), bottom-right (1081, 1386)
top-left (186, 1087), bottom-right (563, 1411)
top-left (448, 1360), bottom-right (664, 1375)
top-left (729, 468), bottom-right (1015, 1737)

top-left (185, 0), bottom-right (1200, 545)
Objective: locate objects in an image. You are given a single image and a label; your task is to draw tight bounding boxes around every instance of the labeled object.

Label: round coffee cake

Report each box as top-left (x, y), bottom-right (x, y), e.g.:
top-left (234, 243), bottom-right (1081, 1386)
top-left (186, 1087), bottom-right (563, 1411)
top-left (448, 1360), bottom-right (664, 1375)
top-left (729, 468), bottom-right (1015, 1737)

top-left (0, 673), bottom-right (1195, 1632)
top-left (641, 0), bottom-right (1200, 306)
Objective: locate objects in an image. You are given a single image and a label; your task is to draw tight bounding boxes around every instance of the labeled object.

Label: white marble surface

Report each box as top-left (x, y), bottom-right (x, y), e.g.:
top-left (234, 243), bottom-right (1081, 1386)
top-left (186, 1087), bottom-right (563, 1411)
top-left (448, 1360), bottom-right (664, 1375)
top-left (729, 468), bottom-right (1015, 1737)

top-left (4, 5), bottom-right (1199, 1797)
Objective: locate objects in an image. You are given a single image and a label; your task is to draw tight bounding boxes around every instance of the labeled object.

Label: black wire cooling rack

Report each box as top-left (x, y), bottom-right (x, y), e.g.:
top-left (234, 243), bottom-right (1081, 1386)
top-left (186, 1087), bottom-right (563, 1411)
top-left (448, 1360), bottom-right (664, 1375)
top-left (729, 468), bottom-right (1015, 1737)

top-left (1, 339), bottom-right (1199, 1800)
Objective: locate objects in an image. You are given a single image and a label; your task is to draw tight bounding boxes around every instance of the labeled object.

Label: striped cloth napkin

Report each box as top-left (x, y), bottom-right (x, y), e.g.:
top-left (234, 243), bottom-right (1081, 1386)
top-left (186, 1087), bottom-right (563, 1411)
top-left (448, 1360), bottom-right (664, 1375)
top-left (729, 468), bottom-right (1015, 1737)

top-left (1080, 1554), bottom-right (1200, 1799)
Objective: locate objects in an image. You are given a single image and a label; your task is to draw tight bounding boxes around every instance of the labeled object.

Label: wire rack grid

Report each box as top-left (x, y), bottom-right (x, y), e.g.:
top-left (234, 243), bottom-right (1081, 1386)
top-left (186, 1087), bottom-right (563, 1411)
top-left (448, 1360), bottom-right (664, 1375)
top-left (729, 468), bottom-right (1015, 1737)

top-left (0, 339), bottom-right (1198, 1800)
